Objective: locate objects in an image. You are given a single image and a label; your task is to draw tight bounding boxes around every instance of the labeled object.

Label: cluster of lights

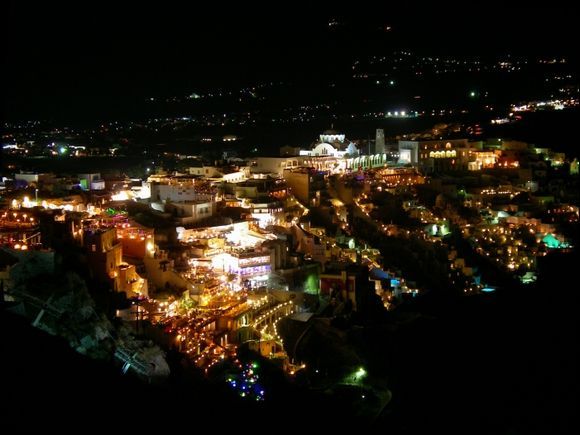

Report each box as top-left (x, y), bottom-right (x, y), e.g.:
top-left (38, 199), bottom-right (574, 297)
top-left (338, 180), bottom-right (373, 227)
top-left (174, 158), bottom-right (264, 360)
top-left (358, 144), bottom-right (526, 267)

top-left (385, 110), bottom-right (409, 117)
top-left (511, 98), bottom-right (577, 112)
top-left (470, 223), bottom-right (566, 274)
top-left (152, 256), bottom-right (297, 372)
top-left (480, 188), bottom-right (515, 196)
top-left (0, 211), bottom-right (36, 226)
top-left (227, 362), bottom-right (265, 401)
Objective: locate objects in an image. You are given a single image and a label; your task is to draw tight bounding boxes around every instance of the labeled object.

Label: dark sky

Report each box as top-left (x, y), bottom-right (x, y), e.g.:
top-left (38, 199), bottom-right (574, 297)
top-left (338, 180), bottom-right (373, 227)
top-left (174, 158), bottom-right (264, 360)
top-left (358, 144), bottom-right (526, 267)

top-left (3, 3), bottom-right (577, 120)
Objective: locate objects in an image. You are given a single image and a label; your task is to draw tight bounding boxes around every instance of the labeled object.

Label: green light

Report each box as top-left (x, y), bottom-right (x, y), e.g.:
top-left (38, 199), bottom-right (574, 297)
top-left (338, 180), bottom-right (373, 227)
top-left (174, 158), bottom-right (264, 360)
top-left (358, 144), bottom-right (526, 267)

top-left (305, 272), bottom-right (319, 295)
top-left (59, 146), bottom-right (67, 154)
top-left (542, 234), bottom-right (561, 249)
top-left (348, 366), bottom-right (368, 384)
top-left (470, 91), bottom-right (476, 97)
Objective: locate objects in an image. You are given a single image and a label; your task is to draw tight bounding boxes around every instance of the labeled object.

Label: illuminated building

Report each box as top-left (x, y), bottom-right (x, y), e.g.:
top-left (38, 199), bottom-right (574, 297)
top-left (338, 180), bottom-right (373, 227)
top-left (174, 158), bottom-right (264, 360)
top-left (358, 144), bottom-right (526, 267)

top-left (217, 303), bottom-right (253, 334)
top-left (221, 171), bottom-right (246, 183)
top-left (84, 228), bottom-right (122, 282)
top-left (399, 138), bottom-right (512, 173)
top-left (116, 225), bottom-right (155, 258)
top-left (398, 141), bottom-right (419, 164)
top-left (117, 263), bottom-right (147, 296)
top-left (165, 201), bottom-right (213, 225)
top-left (248, 201), bottom-right (284, 228)
top-left (298, 130), bottom-right (379, 172)
top-left (186, 164), bottom-right (222, 177)
top-left (283, 167), bottom-right (325, 206)
top-left (211, 251), bottom-right (272, 285)
top-left (251, 157), bottom-right (308, 176)
top-left (402, 138), bottom-right (471, 171)
top-left (229, 178), bottom-right (286, 200)
top-left (83, 227), bottom-right (147, 297)
top-left (150, 182), bottom-right (214, 203)
top-left (253, 131), bottom-right (389, 176)
top-left (467, 150), bottom-right (500, 170)
top-left (144, 248), bottom-right (192, 296)
top-left (373, 167), bottom-right (425, 187)
top-left (78, 173), bottom-right (104, 191)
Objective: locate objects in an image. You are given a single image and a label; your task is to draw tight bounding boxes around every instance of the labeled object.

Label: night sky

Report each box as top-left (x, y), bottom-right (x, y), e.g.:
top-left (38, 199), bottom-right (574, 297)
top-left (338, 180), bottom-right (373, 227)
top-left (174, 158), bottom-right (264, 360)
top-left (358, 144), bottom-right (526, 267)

top-left (4, 3), bottom-right (577, 120)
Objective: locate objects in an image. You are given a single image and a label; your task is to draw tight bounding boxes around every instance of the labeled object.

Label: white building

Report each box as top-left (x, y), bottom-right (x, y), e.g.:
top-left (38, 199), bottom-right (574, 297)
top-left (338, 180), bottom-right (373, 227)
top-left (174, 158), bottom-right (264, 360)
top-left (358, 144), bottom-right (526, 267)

top-left (150, 183), bottom-right (213, 202)
top-left (300, 129), bottom-right (359, 158)
top-left (253, 130), bottom-right (389, 176)
top-left (165, 201), bottom-right (213, 225)
top-left (187, 166), bottom-right (222, 177)
top-left (251, 157), bottom-right (306, 176)
top-left (222, 171), bottom-right (246, 183)
top-left (398, 141), bottom-right (420, 164)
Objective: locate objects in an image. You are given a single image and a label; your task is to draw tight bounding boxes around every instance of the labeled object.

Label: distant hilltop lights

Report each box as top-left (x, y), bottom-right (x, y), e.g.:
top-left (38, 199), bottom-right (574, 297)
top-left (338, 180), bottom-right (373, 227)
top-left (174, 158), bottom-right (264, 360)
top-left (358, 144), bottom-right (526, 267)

top-left (511, 98), bottom-right (577, 112)
top-left (385, 110), bottom-right (418, 118)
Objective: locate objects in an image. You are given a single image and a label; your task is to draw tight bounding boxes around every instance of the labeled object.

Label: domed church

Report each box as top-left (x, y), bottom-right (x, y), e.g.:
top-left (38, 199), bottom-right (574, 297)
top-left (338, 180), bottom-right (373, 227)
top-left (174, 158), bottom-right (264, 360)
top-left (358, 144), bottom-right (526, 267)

top-left (302, 129), bottom-right (360, 158)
